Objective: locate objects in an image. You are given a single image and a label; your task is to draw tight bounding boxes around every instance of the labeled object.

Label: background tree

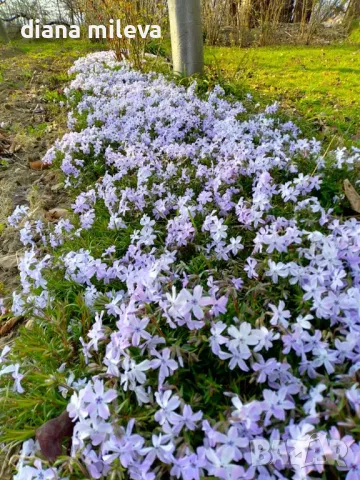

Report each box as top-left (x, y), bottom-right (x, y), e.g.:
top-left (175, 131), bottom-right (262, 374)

top-left (0, 0), bottom-right (81, 41)
top-left (168, 0), bottom-right (204, 76)
top-left (345, 0), bottom-right (360, 25)
top-left (0, 0), bottom-right (9, 43)
top-left (0, 18), bottom-right (9, 42)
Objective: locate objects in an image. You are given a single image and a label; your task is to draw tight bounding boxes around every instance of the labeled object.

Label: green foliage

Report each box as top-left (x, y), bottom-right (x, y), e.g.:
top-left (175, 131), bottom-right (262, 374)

top-left (0, 305), bottom-right (76, 440)
top-left (27, 123), bottom-right (48, 137)
top-left (348, 19), bottom-right (360, 44)
top-left (145, 40), bottom-right (168, 58)
top-left (0, 38), bottom-right (359, 476)
top-left (204, 45), bottom-right (360, 149)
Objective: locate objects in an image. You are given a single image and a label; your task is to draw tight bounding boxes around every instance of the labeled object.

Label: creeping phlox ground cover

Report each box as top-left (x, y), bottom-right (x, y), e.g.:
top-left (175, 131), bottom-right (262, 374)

top-left (1, 51), bottom-right (360, 480)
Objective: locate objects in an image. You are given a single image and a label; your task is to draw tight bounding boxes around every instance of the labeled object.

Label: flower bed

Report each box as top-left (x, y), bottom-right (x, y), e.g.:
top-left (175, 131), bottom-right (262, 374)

top-left (1, 51), bottom-right (360, 479)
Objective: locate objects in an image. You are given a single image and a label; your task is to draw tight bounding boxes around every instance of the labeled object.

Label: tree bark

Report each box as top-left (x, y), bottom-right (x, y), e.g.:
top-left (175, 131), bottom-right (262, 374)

top-left (345, 0), bottom-right (360, 23)
top-left (0, 19), bottom-right (9, 43)
top-left (168, 0), bottom-right (204, 76)
top-left (293, 0), bottom-right (313, 23)
top-left (280, 0), bottom-right (296, 22)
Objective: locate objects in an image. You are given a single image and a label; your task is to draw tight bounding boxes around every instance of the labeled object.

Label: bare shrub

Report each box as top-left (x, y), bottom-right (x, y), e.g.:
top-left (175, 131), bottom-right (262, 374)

top-left (201, 0), bottom-right (348, 47)
top-left (299, 0), bottom-right (347, 43)
top-left (202, 0), bottom-right (229, 45)
top-left (255, 0), bottom-right (290, 45)
top-left (345, 0), bottom-right (360, 28)
top-left (81, 0), bottom-right (168, 68)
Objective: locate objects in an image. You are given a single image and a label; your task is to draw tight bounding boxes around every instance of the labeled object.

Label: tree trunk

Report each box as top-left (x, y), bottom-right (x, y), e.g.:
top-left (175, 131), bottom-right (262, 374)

top-left (168, 0), bottom-right (204, 76)
top-left (0, 19), bottom-right (9, 43)
top-left (239, 0), bottom-right (253, 28)
top-left (280, 0), bottom-right (295, 22)
top-left (294, 0), bottom-right (313, 23)
top-left (249, 0), bottom-right (261, 27)
top-left (345, 0), bottom-right (360, 23)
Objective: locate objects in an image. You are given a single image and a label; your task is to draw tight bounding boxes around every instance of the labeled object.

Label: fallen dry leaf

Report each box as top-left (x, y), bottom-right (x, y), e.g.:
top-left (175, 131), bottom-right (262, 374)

top-left (9, 142), bottom-right (21, 154)
top-left (25, 318), bottom-right (35, 329)
top-left (29, 160), bottom-right (51, 170)
top-left (36, 410), bottom-right (74, 462)
top-left (0, 317), bottom-right (22, 337)
top-left (344, 179), bottom-right (360, 214)
top-left (0, 254), bottom-right (18, 270)
top-left (44, 208), bottom-right (69, 222)
top-left (0, 133), bottom-right (11, 155)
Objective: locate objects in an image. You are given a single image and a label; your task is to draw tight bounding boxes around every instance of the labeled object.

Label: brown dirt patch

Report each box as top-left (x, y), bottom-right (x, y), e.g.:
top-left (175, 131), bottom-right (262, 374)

top-left (0, 49), bottom-right (70, 297)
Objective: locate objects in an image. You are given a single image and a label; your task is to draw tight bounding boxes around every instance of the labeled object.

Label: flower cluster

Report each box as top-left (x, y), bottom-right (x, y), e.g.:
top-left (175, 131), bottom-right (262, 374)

top-left (4, 51), bottom-right (360, 480)
top-left (0, 345), bottom-right (24, 394)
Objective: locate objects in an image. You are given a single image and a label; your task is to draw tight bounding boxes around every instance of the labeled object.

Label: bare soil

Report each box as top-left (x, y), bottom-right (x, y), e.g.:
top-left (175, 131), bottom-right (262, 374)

top-left (0, 45), bottom-right (70, 294)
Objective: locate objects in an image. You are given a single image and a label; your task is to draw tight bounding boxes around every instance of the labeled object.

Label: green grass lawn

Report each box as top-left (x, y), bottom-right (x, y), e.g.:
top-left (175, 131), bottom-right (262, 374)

top-left (204, 44), bottom-right (360, 148)
top-left (349, 19), bottom-right (360, 44)
top-left (1, 37), bottom-right (99, 57)
top-left (1, 37), bottom-right (359, 151)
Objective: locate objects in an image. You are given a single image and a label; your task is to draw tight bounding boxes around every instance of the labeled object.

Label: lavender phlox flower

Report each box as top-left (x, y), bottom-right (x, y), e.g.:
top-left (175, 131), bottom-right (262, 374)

top-left (261, 387), bottom-right (295, 426)
top-left (254, 327), bottom-right (280, 352)
top-left (227, 321), bottom-right (262, 355)
top-left (232, 278), bottom-right (244, 290)
top-left (16, 459), bottom-right (57, 480)
top-left (120, 356), bottom-right (152, 391)
top-left (168, 286), bottom-right (212, 321)
top-left (210, 295), bottom-right (228, 317)
top-left (303, 384), bottom-right (326, 416)
top-left (82, 380), bottom-right (117, 420)
top-left (0, 362), bottom-right (24, 393)
top-left (105, 291), bottom-right (125, 317)
top-left (67, 387), bottom-right (90, 421)
top-left (346, 384), bottom-right (360, 416)
top-left (150, 348), bottom-right (178, 384)
top-left (0, 345), bottom-right (11, 363)
top-left (268, 301), bottom-right (291, 328)
top-left (295, 314), bottom-right (314, 330)
top-left (102, 245), bottom-right (116, 257)
top-left (311, 346), bottom-right (340, 375)
top-left (228, 237), bottom-right (244, 256)
top-left (202, 420), bottom-right (219, 448)
top-left (214, 426), bottom-right (249, 461)
top-left (338, 444), bottom-right (360, 479)
top-left (170, 404), bottom-right (203, 432)
top-left (154, 390), bottom-right (180, 425)
top-left (8, 205), bottom-right (29, 227)
top-left (210, 321), bottom-right (229, 356)
top-left (244, 257), bottom-right (258, 279)
top-left (170, 447), bottom-right (207, 480)
top-left (226, 345), bottom-right (250, 371)
top-left (103, 419), bottom-right (144, 467)
top-left (140, 433), bottom-right (174, 465)
top-left (265, 261), bottom-right (289, 283)
top-left (128, 316), bottom-right (151, 347)
top-left (79, 337), bottom-right (92, 364)
top-left (20, 221), bottom-right (35, 247)
top-left (205, 447), bottom-right (254, 480)
top-left (82, 445), bottom-right (111, 479)
top-left (73, 417), bottom-right (113, 452)
top-left (87, 311), bottom-right (106, 351)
